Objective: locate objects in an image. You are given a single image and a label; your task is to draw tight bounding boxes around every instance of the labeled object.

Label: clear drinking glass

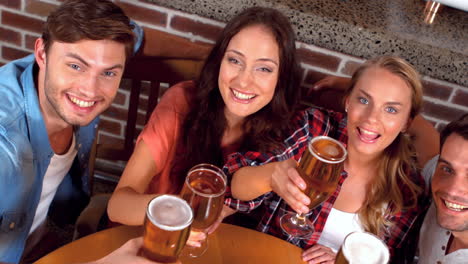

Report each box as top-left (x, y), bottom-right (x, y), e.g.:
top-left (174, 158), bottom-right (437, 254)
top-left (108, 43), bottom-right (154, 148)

top-left (141, 195), bottom-right (193, 263)
top-left (335, 231), bottom-right (390, 264)
top-left (180, 163), bottom-right (227, 257)
top-left (280, 136), bottom-right (347, 238)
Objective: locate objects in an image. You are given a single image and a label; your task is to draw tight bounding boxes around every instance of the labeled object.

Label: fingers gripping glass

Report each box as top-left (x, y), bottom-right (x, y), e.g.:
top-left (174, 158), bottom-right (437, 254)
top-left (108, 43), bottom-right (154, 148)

top-left (180, 163), bottom-right (227, 257)
top-left (280, 136), bottom-right (347, 238)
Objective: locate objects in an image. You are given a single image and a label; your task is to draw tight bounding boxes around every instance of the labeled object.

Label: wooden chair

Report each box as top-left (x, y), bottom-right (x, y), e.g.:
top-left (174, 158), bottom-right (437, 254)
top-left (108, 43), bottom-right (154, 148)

top-left (74, 28), bottom-right (211, 239)
top-left (90, 56), bottom-right (206, 181)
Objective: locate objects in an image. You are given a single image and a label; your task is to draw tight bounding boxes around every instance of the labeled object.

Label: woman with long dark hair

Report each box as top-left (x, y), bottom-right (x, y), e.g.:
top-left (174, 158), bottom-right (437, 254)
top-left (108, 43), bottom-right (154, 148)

top-left (107, 7), bottom-right (302, 226)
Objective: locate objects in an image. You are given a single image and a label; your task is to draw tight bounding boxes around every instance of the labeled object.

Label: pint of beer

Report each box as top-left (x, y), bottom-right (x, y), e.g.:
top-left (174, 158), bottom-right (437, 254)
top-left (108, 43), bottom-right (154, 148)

top-left (280, 136), bottom-right (347, 238)
top-left (335, 231), bottom-right (390, 264)
top-left (298, 136), bottom-right (347, 209)
top-left (142, 195), bottom-right (193, 263)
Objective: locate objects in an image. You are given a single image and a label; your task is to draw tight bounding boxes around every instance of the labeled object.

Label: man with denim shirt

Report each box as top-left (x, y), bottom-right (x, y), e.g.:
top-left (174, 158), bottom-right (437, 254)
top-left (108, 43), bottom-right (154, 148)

top-left (418, 114), bottom-right (468, 263)
top-left (0, 0), bottom-right (143, 262)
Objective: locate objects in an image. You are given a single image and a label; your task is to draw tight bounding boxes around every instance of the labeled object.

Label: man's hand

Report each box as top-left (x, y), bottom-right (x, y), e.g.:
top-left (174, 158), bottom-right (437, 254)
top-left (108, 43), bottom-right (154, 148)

top-left (88, 237), bottom-right (178, 264)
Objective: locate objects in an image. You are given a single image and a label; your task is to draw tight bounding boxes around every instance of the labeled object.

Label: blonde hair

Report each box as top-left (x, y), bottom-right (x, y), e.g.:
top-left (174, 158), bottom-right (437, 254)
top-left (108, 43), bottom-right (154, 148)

top-left (344, 56), bottom-right (424, 235)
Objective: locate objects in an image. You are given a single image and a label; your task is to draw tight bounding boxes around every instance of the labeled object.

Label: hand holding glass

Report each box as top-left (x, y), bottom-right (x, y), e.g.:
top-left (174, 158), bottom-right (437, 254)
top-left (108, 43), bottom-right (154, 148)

top-left (280, 136), bottom-right (347, 238)
top-left (180, 163), bottom-right (227, 257)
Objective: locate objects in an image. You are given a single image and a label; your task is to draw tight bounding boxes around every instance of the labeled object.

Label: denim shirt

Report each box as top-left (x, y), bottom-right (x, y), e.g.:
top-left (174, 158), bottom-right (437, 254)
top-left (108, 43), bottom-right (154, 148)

top-left (0, 54), bottom-right (98, 263)
top-left (0, 21), bottom-right (143, 263)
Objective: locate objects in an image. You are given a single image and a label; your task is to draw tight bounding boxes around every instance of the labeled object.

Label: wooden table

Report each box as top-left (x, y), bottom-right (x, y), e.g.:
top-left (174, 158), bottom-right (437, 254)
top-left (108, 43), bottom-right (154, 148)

top-left (35, 223), bottom-right (305, 264)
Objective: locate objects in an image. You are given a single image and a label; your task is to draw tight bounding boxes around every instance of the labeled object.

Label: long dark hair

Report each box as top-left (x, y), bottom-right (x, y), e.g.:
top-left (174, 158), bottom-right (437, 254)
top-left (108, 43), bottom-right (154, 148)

top-left (172, 7), bottom-right (301, 189)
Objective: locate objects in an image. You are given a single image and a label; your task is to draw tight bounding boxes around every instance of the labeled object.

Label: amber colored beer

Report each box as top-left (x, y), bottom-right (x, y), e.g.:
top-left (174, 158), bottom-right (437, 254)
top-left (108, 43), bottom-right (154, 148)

top-left (180, 164), bottom-right (226, 230)
top-left (142, 195), bottom-right (193, 263)
top-left (298, 136), bottom-right (346, 209)
top-left (335, 231), bottom-right (390, 264)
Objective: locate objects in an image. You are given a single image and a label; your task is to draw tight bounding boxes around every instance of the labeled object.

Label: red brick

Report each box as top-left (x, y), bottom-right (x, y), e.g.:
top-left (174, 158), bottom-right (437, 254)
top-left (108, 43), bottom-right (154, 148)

top-left (97, 133), bottom-right (124, 148)
top-left (2, 11), bottom-right (44, 33)
top-left (0, 0), bottom-right (20, 9)
top-left (435, 122), bottom-right (448, 132)
top-left (99, 119), bottom-right (122, 135)
top-left (136, 111), bottom-right (146, 127)
top-left (452, 89), bottom-right (468, 108)
top-left (296, 48), bottom-right (341, 72)
top-left (171, 15), bottom-right (222, 41)
top-left (302, 71), bottom-right (345, 112)
top-left (25, 34), bottom-right (40, 50)
top-left (113, 90), bottom-right (127, 106)
top-left (25, 0), bottom-right (58, 17)
top-left (303, 69), bottom-right (329, 86)
top-left (2, 46), bottom-right (30, 61)
top-left (116, 1), bottom-right (167, 27)
top-left (119, 78), bottom-right (132, 91)
top-left (102, 105), bottom-right (128, 121)
top-left (422, 101), bottom-right (466, 122)
top-left (422, 80), bottom-right (453, 101)
top-left (341, 60), bottom-right (362, 76)
top-left (0, 27), bottom-right (21, 45)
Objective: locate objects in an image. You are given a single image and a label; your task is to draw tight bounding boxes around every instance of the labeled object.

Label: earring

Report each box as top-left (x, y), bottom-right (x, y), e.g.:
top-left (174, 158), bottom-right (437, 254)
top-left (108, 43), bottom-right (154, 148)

top-left (345, 108), bottom-right (348, 113)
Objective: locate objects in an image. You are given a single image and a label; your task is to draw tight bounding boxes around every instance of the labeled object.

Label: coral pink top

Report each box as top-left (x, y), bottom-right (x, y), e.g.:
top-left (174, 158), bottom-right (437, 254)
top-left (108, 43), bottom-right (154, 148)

top-left (137, 81), bottom-right (194, 194)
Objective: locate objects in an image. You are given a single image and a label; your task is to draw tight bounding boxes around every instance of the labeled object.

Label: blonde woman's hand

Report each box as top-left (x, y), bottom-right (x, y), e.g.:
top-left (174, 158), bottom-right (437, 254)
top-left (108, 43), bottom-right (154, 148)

top-left (302, 244), bottom-right (336, 264)
top-left (270, 159), bottom-right (310, 214)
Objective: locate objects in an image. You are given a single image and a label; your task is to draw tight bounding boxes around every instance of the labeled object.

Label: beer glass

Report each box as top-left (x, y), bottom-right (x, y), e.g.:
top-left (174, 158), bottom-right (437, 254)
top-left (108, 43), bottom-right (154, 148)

top-left (142, 194), bottom-right (193, 263)
top-left (280, 136), bottom-right (347, 238)
top-left (180, 163), bottom-right (227, 257)
top-left (335, 231), bottom-right (390, 264)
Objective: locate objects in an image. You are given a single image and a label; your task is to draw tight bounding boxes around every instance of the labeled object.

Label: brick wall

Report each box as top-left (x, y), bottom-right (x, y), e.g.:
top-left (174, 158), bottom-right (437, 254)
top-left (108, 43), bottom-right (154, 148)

top-left (1, 0), bottom-right (467, 149)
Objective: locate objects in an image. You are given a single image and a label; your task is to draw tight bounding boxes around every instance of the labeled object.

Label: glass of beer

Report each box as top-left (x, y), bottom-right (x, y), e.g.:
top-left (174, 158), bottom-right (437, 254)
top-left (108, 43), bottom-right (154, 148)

top-left (141, 194), bottom-right (193, 263)
top-left (335, 231), bottom-right (390, 264)
top-left (280, 136), bottom-right (347, 238)
top-left (180, 163), bottom-right (227, 257)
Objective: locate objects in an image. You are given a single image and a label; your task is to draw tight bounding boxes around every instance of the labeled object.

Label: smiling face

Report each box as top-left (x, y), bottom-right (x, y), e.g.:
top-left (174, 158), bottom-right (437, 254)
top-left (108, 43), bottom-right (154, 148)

top-left (36, 38), bottom-right (126, 127)
top-left (432, 133), bottom-right (468, 232)
top-left (345, 67), bottom-right (412, 157)
top-left (218, 24), bottom-right (279, 123)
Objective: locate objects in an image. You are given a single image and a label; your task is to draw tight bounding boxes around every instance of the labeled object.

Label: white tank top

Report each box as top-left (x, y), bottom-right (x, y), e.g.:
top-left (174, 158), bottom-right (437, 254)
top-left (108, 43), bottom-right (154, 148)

top-left (29, 134), bottom-right (77, 234)
top-left (317, 208), bottom-right (364, 252)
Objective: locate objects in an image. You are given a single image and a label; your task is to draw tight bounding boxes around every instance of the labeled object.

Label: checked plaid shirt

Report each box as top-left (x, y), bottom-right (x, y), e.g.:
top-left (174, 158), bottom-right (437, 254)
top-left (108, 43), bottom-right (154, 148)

top-left (223, 107), bottom-right (429, 262)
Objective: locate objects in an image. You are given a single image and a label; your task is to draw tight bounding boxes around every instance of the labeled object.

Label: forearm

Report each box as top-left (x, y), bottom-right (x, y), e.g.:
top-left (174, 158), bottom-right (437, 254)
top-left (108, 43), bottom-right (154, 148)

top-left (231, 163), bottom-right (275, 200)
top-left (107, 187), bottom-right (157, 226)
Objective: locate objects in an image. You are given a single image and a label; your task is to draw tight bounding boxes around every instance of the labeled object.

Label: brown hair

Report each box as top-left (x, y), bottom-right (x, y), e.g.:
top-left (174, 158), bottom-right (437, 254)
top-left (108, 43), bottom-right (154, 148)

top-left (345, 56), bottom-right (424, 235)
top-left (172, 7), bottom-right (301, 190)
top-left (41, 0), bottom-right (135, 58)
top-left (440, 113), bottom-right (468, 149)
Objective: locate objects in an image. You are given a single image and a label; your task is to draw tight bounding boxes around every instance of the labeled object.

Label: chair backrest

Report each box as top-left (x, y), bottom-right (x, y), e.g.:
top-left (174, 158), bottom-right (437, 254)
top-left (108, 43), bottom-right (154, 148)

top-left (88, 27), bottom-right (212, 188)
top-left (90, 56), bottom-right (206, 183)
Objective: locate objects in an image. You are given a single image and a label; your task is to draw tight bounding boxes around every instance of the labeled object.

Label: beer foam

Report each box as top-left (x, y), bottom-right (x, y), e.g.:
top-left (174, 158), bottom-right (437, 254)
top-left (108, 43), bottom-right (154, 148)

top-left (148, 195), bottom-right (193, 231)
top-left (323, 145), bottom-right (339, 156)
top-left (343, 232), bottom-right (389, 264)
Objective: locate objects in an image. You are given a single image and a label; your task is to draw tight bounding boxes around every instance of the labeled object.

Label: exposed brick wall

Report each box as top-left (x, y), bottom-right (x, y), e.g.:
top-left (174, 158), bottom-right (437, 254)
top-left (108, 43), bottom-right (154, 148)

top-left (1, 0), bottom-right (467, 150)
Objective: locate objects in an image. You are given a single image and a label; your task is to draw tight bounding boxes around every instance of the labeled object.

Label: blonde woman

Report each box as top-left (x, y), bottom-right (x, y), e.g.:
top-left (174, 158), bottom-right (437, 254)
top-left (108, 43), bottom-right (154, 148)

top-left (225, 56), bottom-right (438, 263)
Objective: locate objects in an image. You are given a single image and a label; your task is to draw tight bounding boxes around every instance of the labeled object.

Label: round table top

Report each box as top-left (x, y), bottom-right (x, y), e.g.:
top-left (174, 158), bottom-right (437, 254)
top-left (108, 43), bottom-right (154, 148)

top-left (35, 223), bottom-right (306, 264)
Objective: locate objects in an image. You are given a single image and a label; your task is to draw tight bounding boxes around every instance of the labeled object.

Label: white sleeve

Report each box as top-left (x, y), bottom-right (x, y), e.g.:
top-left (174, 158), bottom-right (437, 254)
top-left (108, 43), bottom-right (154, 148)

top-left (422, 154), bottom-right (439, 192)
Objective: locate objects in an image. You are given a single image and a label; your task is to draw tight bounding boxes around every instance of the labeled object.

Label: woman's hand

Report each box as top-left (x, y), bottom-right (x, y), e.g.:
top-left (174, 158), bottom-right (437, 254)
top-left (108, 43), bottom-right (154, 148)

top-left (302, 244), bottom-right (336, 264)
top-left (270, 159), bottom-right (310, 214)
top-left (186, 205), bottom-right (236, 247)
